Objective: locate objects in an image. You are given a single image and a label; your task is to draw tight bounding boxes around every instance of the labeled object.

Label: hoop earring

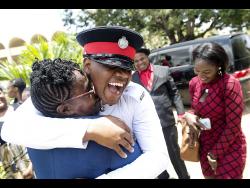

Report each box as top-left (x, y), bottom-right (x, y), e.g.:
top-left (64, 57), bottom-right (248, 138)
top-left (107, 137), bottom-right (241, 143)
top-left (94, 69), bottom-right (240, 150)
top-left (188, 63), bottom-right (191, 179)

top-left (218, 67), bottom-right (222, 76)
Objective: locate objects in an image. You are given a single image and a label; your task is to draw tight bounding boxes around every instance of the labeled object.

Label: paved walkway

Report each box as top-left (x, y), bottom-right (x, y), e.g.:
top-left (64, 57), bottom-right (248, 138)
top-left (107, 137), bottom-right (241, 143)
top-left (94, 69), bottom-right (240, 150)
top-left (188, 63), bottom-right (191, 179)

top-left (172, 104), bottom-right (250, 179)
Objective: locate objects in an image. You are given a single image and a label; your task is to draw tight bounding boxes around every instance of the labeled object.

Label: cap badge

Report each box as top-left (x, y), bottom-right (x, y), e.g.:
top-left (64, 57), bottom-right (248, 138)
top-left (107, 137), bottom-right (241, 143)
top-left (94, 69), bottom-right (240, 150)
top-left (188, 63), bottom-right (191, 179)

top-left (118, 36), bottom-right (128, 49)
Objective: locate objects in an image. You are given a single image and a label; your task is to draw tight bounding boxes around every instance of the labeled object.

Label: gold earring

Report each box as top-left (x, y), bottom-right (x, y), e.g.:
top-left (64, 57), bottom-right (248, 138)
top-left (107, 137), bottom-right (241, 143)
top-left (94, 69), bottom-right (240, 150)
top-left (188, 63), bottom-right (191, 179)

top-left (218, 67), bottom-right (222, 76)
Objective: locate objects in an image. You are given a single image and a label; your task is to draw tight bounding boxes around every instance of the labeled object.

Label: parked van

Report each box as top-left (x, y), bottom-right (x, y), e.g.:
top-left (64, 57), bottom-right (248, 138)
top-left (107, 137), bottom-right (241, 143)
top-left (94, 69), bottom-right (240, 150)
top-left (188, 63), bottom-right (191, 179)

top-left (149, 33), bottom-right (250, 105)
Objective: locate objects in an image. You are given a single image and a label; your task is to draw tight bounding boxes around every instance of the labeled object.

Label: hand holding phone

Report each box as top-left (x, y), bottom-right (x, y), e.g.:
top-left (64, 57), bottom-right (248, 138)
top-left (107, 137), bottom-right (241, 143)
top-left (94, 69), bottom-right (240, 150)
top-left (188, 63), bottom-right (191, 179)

top-left (198, 118), bottom-right (211, 130)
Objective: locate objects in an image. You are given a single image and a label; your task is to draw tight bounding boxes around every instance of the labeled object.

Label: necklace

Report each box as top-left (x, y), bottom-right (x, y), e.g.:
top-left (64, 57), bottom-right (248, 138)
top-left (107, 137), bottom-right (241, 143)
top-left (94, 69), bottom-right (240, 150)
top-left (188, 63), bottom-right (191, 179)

top-left (199, 88), bottom-right (209, 102)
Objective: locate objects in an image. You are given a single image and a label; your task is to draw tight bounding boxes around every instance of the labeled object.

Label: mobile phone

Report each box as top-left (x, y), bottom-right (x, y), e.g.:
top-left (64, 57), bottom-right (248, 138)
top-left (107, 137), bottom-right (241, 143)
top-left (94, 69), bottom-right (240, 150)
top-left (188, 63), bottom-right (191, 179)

top-left (198, 118), bottom-right (211, 130)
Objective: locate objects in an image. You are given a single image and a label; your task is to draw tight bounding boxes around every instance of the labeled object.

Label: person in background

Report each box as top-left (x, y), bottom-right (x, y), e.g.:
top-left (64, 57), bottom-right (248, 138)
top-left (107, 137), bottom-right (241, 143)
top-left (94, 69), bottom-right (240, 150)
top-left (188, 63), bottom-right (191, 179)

top-left (21, 87), bottom-right (30, 103)
top-left (162, 55), bottom-right (172, 67)
top-left (2, 26), bottom-right (172, 179)
top-left (184, 42), bottom-right (247, 179)
top-left (6, 79), bottom-right (34, 178)
top-left (7, 78), bottom-right (26, 110)
top-left (0, 86), bottom-right (33, 179)
top-left (132, 48), bottom-right (190, 179)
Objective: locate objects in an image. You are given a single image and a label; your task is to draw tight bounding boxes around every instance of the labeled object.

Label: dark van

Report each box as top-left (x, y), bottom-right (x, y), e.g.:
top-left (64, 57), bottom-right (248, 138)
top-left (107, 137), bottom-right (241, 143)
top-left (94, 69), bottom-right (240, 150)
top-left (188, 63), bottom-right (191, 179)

top-left (149, 33), bottom-right (250, 106)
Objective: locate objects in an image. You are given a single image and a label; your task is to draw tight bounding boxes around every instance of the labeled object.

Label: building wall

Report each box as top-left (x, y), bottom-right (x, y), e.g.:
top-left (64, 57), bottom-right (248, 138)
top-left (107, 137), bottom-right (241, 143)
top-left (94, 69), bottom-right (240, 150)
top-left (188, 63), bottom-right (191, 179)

top-left (0, 31), bottom-right (64, 63)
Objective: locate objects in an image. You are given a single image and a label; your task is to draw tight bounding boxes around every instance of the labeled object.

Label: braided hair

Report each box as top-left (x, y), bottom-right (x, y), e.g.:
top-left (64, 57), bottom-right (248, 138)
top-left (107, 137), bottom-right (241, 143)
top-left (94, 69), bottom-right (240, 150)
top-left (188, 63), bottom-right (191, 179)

top-left (30, 58), bottom-right (80, 117)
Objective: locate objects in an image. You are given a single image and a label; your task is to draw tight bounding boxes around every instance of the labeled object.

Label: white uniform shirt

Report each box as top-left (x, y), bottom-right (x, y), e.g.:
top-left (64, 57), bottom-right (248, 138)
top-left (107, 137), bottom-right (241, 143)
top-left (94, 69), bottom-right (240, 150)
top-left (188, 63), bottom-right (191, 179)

top-left (1, 82), bottom-right (174, 178)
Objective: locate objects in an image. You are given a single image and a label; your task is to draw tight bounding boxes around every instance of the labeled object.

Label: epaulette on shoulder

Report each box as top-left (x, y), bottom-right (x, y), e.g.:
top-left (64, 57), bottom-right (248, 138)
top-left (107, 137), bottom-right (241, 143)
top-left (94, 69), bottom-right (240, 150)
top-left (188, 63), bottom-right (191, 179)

top-left (139, 91), bottom-right (145, 101)
top-left (123, 82), bottom-right (146, 102)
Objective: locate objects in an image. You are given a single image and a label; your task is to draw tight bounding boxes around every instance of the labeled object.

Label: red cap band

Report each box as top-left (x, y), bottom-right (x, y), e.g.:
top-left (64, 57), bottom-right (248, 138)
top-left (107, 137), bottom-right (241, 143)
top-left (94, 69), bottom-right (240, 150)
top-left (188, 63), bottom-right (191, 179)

top-left (84, 42), bottom-right (135, 60)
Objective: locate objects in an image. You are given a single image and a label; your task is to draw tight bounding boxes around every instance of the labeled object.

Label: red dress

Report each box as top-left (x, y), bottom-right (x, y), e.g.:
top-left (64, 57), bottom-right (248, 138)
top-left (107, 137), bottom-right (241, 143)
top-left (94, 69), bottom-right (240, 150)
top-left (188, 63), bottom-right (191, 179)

top-left (189, 74), bottom-right (247, 179)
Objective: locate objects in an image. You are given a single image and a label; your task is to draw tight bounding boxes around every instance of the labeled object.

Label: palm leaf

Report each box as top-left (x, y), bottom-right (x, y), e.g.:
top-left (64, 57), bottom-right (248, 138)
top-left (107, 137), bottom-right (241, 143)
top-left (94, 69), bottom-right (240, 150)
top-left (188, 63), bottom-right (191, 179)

top-left (0, 32), bottom-right (82, 85)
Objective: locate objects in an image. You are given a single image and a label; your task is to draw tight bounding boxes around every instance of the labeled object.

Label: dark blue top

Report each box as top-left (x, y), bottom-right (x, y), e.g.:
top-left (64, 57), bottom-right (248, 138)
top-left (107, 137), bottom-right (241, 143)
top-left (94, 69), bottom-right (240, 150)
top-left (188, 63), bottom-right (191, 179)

top-left (28, 140), bottom-right (142, 179)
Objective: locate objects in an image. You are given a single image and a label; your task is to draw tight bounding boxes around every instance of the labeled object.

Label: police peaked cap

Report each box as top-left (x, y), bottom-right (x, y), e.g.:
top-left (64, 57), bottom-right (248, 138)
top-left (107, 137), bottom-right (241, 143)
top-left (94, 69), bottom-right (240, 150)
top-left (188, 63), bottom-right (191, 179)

top-left (76, 26), bottom-right (144, 70)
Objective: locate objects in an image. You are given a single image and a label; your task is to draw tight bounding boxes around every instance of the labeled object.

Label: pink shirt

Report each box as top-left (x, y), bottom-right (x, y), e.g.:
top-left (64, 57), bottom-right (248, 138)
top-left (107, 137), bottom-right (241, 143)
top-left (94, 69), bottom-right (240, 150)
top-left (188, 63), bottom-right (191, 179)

top-left (138, 64), bottom-right (154, 91)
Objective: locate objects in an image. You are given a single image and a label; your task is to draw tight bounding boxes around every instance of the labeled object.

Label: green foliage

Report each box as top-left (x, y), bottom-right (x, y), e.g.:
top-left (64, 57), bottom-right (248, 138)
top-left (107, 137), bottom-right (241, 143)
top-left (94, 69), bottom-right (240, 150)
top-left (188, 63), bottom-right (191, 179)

top-left (0, 60), bottom-right (31, 85)
top-left (18, 33), bottom-right (83, 67)
top-left (0, 162), bottom-right (6, 179)
top-left (0, 33), bottom-right (82, 85)
top-left (63, 9), bottom-right (250, 48)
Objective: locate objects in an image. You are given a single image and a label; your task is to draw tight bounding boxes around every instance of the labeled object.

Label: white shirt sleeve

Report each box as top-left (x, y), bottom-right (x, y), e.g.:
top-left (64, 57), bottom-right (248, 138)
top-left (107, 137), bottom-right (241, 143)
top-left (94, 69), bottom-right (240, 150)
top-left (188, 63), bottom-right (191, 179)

top-left (97, 87), bottom-right (175, 179)
top-left (1, 97), bottom-right (91, 149)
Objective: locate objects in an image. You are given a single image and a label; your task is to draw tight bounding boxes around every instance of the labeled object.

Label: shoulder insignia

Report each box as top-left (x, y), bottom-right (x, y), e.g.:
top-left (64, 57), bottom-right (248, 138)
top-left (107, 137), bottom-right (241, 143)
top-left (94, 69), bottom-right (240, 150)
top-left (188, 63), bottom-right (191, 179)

top-left (140, 91), bottom-right (145, 101)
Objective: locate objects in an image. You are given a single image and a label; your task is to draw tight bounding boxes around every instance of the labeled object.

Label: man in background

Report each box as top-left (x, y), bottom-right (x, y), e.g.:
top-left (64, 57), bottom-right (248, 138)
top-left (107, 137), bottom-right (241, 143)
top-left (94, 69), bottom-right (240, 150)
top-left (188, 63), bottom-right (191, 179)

top-left (162, 55), bottom-right (172, 67)
top-left (132, 48), bottom-right (190, 179)
top-left (7, 78), bottom-right (26, 110)
top-left (0, 86), bottom-right (33, 179)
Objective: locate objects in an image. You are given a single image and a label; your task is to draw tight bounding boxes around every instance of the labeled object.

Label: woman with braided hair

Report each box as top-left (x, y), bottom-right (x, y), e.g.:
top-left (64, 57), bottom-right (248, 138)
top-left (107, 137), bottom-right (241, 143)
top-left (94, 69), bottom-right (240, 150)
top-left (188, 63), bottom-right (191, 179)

top-left (2, 26), bottom-right (171, 179)
top-left (26, 58), bottom-right (142, 178)
top-left (30, 58), bottom-right (100, 118)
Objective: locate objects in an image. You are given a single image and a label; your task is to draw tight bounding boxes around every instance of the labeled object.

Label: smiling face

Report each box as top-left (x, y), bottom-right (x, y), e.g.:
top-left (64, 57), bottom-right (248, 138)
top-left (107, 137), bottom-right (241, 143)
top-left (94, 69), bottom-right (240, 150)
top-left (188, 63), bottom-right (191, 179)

top-left (194, 59), bottom-right (219, 84)
top-left (84, 59), bottom-right (132, 105)
top-left (134, 52), bottom-right (150, 72)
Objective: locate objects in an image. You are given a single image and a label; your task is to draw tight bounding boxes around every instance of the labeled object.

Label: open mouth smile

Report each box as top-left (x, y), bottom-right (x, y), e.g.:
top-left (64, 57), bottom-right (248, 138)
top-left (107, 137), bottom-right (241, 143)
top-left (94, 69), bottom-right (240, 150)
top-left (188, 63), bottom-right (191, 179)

top-left (108, 82), bottom-right (125, 95)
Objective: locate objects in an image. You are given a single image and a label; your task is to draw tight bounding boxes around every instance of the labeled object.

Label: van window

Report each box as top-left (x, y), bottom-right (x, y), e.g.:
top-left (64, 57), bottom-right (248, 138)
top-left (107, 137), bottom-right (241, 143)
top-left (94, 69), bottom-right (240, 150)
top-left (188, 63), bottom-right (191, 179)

top-left (149, 54), bottom-right (160, 65)
top-left (149, 33), bottom-right (250, 105)
top-left (231, 34), bottom-right (250, 71)
top-left (156, 46), bottom-right (191, 67)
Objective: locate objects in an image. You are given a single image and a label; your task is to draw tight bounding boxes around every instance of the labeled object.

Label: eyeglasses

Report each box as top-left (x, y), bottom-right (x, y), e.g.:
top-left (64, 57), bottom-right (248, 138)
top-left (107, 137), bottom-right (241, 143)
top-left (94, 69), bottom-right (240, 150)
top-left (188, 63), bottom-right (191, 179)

top-left (62, 89), bottom-right (95, 104)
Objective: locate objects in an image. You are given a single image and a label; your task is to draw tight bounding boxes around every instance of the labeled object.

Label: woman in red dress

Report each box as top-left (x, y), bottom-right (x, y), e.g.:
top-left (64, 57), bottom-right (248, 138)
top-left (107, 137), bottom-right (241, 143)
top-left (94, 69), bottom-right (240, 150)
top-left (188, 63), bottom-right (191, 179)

top-left (185, 42), bottom-right (247, 179)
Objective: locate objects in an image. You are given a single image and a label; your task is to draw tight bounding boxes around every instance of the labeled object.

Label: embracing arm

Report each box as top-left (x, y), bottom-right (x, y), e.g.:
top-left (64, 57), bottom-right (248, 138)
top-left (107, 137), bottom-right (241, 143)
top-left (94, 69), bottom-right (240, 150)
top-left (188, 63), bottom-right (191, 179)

top-left (97, 88), bottom-right (175, 179)
top-left (1, 98), bottom-right (92, 149)
top-left (1, 98), bottom-right (134, 157)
